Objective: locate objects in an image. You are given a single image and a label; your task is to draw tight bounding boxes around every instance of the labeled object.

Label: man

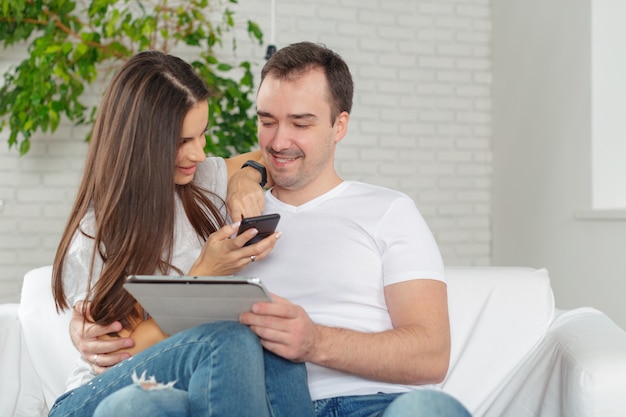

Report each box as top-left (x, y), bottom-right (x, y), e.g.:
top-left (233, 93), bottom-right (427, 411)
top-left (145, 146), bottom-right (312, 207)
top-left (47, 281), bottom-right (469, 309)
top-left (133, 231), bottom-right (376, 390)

top-left (71, 42), bottom-right (470, 416)
top-left (237, 42), bottom-right (470, 416)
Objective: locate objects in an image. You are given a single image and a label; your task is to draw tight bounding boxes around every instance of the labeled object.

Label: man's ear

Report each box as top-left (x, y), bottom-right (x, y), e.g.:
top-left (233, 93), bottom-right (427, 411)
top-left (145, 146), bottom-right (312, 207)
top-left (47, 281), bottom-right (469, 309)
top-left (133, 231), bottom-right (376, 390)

top-left (333, 111), bottom-right (350, 144)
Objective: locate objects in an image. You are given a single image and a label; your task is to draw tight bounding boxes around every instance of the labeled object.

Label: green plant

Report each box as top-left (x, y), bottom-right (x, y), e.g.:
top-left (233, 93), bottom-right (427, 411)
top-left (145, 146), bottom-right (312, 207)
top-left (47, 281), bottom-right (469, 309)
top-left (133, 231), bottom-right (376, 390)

top-left (0, 0), bottom-right (263, 156)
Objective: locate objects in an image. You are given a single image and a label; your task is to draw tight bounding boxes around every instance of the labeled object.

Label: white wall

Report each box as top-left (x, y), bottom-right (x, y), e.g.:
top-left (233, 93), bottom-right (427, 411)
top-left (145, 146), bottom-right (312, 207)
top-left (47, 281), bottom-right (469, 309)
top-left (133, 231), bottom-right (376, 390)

top-left (492, 0), bottom-right (626, 329)
top-left (0, 0), bottom-right (493, 302)
top-left (591, 0), bottom-right (626, 209)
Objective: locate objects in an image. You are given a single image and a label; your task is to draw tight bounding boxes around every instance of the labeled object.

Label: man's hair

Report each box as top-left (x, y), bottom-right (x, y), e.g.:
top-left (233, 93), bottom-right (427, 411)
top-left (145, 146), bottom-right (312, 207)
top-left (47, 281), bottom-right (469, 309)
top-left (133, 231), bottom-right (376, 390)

top-left (261, 41), bottom-right (354, 124)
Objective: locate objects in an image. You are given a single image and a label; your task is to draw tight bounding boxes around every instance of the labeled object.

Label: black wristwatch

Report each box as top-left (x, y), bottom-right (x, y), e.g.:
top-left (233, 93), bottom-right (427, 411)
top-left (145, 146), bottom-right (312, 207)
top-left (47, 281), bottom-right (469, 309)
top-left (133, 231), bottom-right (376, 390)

top-left (241, 160), bottom-right (268, 188)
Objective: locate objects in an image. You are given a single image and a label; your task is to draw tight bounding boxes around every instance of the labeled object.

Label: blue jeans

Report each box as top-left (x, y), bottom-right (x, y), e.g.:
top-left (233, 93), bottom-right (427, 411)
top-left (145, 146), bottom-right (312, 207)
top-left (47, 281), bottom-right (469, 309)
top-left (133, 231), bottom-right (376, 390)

top-left (48, 321), bottom-right (314, 417)
top-left (313, 390), bottom-right (471, 417)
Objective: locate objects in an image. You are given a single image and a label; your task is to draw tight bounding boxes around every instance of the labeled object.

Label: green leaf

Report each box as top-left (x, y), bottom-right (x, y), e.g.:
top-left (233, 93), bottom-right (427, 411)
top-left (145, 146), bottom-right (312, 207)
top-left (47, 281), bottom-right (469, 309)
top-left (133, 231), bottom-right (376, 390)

top-left (50, 108), bottom-right (60, 131)
top-left (216, 63), bottom-right (232, 72)
top-left (19, 138), bottom-right (30, 156)
top-left (247, 21), bottom-right (263, 43)
top-left (61, 42), bottom-right (74, 54)
top-left (74, 42), bottom-right (88, 58)
top-left (44, 44), bottom-right (62, 54)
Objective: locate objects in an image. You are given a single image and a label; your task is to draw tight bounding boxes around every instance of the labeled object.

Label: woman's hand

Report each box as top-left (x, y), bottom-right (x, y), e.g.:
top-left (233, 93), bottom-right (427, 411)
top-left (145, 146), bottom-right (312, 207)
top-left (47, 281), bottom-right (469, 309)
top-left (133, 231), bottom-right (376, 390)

top-left (188, 221), bottom-right (280, 276)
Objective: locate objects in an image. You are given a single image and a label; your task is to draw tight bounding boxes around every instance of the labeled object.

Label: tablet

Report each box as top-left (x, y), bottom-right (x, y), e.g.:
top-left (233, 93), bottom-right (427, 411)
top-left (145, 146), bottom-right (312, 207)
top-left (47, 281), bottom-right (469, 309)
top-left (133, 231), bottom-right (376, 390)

top-left (124, 275), bottom-right (272, 335)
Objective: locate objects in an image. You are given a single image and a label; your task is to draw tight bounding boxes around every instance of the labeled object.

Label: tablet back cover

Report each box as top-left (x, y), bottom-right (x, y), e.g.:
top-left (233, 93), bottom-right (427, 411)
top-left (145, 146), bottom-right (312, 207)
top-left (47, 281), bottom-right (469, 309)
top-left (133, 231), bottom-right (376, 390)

top-left (124, 275), bottom-right (271, 335)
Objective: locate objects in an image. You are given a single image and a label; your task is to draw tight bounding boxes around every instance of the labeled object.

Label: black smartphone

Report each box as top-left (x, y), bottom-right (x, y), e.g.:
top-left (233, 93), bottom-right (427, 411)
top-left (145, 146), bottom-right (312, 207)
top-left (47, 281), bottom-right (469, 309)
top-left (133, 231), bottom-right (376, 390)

top-left (236, 213), bottom-right (281, 246)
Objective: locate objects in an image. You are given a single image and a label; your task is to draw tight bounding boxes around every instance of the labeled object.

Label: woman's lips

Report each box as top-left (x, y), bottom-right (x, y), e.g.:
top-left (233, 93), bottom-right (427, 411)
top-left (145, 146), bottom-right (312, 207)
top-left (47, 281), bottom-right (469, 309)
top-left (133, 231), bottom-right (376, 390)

top-left (177, 165), bottom-right (197, 176)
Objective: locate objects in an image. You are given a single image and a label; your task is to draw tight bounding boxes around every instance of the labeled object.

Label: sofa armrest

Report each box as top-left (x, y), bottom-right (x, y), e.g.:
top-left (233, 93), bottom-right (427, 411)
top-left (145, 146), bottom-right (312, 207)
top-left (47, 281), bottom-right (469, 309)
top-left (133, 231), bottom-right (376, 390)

top-left (0, 303), bottom-right (47, 417)
top-left (481, 307), bottom-right (626, 417)
top-left (547, 308), bottom-right (626, 417)
top-left (0, 303), bottom-right (22, 416)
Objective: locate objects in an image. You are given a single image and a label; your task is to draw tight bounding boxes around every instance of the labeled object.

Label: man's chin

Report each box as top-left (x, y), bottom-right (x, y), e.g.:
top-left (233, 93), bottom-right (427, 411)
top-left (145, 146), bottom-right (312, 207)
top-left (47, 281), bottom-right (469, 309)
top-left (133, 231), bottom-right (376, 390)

top-left (270, 175), bottom-right (299, 190)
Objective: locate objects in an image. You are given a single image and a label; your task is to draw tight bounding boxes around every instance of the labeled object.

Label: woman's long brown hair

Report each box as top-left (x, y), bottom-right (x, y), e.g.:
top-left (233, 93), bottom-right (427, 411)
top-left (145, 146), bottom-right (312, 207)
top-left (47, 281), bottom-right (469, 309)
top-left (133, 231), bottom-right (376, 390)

top-left (52, 51), bottom-right (226, 329)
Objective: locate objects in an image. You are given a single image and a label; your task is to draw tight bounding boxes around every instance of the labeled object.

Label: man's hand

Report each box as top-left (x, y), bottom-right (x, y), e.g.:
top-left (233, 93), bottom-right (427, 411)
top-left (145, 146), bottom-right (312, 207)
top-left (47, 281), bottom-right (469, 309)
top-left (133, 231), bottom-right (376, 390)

top-left (70, 301), bottom-right (134, 374)
top-left (226, 169), bottom-right (266, 221)
top-left (239, 294), bottom-right (317, 362)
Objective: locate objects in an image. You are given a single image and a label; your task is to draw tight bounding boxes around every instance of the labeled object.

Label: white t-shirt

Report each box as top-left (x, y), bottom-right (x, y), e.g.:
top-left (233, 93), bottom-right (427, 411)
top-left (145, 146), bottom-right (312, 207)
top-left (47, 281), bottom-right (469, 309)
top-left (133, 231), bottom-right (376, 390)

top-left (239, 180), bottom-right (445, 401)
top-left (62, 157), bottom-right (227, 391)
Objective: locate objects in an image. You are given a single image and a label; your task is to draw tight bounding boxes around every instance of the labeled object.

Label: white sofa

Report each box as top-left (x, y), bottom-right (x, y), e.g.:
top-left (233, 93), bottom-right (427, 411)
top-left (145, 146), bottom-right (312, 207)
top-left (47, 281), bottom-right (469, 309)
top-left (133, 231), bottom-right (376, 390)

top-left (1, 266), bottom-right (626, 417)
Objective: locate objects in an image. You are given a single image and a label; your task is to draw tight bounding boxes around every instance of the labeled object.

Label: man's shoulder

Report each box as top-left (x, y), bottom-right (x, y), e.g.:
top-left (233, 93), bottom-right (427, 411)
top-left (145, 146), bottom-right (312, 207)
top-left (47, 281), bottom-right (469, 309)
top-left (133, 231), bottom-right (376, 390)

top-left (344, 180), bottom-right (411, 201)
top-left (333, 181), bottom-right (419, 219)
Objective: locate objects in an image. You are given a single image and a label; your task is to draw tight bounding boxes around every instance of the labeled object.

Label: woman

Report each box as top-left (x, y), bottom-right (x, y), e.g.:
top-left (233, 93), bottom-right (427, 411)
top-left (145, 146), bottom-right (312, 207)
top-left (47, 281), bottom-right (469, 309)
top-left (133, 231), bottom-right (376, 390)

top-left (49, 51), bottom-right (313, 417)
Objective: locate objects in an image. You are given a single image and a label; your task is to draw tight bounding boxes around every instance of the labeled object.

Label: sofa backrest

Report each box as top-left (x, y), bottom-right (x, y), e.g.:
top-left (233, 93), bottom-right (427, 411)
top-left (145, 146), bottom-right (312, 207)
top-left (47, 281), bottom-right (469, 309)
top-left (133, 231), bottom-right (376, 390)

top-left (18, 266), bottom-right (75, 410)
top-left (17, 265), bottom-right (555, 414)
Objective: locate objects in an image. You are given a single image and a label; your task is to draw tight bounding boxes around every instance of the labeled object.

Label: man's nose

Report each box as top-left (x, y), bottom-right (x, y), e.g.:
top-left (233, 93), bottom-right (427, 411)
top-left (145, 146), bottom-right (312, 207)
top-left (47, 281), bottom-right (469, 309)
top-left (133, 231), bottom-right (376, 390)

top-left (268, 125), bottom-right (292, 151)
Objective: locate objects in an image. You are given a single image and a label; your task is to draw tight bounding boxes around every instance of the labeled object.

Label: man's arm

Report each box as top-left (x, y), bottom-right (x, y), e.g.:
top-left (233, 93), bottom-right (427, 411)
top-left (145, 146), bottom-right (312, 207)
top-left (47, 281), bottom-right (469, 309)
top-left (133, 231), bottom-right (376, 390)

top-left (311, 279), bottom-right (450, 384)
top-left (240, 279), bottom-right (451, 385)
top-left (225, 150), bottom-right (273, 221)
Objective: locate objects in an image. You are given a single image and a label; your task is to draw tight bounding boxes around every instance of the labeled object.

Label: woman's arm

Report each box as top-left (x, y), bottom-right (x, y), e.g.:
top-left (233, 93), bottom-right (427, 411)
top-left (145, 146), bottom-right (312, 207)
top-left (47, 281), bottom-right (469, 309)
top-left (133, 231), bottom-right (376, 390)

top-left (99, 317), bottom-right (168, 356)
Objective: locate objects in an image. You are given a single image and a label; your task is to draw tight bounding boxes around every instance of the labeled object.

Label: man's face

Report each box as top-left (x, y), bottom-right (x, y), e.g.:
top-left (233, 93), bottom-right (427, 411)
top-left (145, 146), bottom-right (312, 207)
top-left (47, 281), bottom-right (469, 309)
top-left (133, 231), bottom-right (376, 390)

top-left (256, 68), bottom-right (347, 200)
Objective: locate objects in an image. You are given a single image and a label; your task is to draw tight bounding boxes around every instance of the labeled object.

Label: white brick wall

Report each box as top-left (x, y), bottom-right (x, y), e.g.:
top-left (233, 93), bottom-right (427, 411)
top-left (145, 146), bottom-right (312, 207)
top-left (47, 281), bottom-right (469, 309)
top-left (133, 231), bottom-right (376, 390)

top-left (0, 0), bottom-right (492, 301)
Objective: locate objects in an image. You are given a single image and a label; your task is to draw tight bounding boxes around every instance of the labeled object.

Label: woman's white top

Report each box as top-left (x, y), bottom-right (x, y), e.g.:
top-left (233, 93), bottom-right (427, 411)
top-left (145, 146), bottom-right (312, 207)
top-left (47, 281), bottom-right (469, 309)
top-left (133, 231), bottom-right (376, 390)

top-left (62, 157), bottom-right (227, 391)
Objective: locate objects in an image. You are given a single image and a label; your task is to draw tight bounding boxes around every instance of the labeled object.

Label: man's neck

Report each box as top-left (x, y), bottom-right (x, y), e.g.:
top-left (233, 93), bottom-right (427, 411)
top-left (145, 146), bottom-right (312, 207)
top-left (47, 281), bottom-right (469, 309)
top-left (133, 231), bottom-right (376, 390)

top-left (271, 176), bottom-right (343, 206)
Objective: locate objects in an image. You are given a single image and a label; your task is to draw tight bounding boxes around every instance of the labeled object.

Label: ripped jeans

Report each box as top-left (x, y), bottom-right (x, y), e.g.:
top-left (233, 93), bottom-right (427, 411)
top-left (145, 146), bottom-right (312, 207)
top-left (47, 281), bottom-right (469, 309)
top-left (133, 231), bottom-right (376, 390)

top-left (48, 321), bottom-right (315, 417)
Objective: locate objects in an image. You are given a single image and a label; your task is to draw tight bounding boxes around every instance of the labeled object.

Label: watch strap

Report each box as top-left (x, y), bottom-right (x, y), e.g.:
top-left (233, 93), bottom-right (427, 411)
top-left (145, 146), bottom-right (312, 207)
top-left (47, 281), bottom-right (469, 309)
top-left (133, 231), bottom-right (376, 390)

top-left (241, 160), bottom-right (268, 188)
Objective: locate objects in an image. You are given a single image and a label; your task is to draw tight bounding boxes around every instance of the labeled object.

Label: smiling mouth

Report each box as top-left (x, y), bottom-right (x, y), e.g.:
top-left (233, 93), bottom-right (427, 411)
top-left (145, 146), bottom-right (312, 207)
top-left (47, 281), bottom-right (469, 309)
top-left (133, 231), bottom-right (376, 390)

top-left (274, 156), bottom-right (297, 163)
top-left (270, 151), bottom-right (303, 164)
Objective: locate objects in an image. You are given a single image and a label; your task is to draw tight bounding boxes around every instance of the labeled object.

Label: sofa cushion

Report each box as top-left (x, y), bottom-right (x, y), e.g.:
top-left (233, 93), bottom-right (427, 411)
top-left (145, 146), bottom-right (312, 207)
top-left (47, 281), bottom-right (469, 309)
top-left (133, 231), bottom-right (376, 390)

top-left (16, 265), bottom-right (556, 415)
top-left (442, 267), bottom-right (555, 413)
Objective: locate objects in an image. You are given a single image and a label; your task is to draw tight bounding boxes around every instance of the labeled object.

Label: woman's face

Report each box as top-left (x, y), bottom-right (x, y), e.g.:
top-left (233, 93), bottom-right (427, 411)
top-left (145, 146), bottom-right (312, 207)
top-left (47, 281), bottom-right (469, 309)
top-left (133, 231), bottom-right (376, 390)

top-left (174, 101), bottom-right (209, 185)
